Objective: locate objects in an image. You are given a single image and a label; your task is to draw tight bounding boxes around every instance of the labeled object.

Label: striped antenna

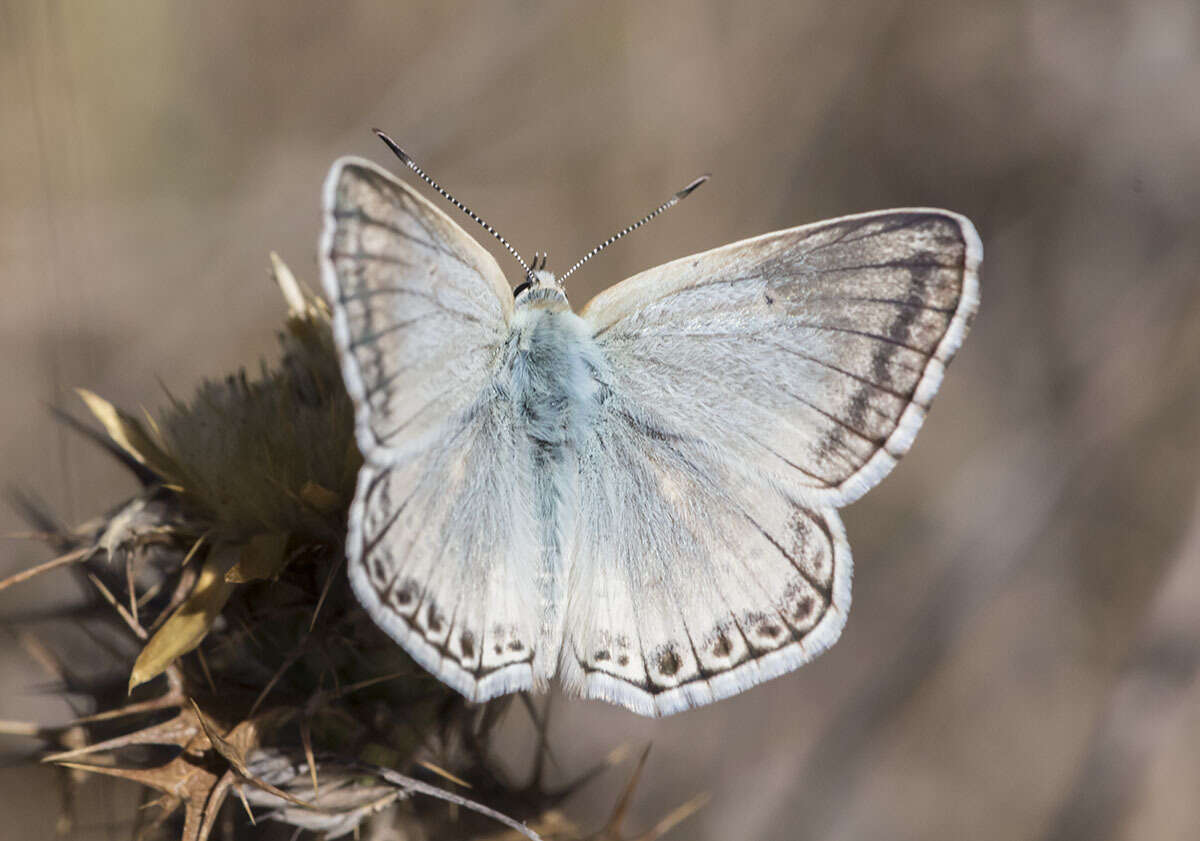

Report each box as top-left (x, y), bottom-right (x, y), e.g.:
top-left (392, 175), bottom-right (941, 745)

top-left (558, 173), bottom-right (710, 284)
top-left (373, 129), bottom-right (533, 281)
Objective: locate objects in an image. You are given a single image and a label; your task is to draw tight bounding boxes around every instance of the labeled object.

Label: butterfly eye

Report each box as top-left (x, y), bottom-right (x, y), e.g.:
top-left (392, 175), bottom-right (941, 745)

top-left (513, 280), bottom-right (533, 298)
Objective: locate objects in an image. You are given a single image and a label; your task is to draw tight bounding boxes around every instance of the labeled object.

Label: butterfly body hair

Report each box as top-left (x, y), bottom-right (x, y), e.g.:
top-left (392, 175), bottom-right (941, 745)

top-left (491, 291), bottom-right (608, 668)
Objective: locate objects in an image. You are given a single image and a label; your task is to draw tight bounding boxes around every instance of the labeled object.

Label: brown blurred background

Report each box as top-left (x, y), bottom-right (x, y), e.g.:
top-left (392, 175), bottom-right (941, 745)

top-left (3, 2), bottom-right (1199, 839)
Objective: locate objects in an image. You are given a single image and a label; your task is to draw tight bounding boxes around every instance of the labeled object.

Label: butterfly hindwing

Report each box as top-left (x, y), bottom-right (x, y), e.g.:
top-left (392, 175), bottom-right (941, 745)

top-left (346, 409), bottom-right (544, 701)
top-left (322, 158), bottom-right (552, 700)
top-left (560, 382), bottom-right (852, 715)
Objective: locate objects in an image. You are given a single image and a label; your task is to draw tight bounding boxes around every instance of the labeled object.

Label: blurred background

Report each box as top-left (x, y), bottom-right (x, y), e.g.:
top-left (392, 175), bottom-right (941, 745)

top-left (2, 1), bottom-right (1199, 839)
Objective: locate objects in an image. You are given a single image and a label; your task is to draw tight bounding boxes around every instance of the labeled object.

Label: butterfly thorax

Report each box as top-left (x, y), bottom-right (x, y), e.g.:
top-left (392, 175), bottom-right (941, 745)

top-left (503, 291), bottom-right (604, 470)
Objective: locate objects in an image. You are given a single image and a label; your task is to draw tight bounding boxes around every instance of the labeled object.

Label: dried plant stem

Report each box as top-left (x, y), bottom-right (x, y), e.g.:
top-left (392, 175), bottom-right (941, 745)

top-left (0, 545), bottom-right (90, 593)
top-left (363, 764), bottom-right (545, 841)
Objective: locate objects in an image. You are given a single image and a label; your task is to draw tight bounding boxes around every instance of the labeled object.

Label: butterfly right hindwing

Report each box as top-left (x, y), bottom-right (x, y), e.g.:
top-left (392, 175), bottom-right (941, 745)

top-left (559, 378), bottom-right (853, 716)
top-left (324, 158), bottom-right (514, 462)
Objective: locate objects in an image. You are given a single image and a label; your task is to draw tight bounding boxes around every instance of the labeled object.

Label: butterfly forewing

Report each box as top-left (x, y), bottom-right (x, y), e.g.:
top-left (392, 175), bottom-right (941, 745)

top-left (581, 209), bottom-right (981, 506)
top-left (324, 159), bottom-right (513, 461)
top-left (322, 158), bottom-right (551, 701)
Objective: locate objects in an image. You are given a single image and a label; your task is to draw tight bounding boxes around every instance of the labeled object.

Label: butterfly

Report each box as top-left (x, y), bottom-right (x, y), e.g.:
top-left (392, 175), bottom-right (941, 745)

top-left (320, 135), bottom-right (980, 717)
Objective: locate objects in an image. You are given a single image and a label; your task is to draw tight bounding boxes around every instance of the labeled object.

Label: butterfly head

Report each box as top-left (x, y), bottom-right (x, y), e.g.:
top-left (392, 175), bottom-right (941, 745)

top-left (513, 253), bottom-right (568, 309)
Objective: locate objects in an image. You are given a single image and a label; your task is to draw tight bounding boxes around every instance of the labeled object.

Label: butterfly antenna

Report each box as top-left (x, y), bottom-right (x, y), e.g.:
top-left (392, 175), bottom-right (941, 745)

top-left (558, 173), bottom-right (710, 284)
top-left (373, 129), bottom-right (534, 281)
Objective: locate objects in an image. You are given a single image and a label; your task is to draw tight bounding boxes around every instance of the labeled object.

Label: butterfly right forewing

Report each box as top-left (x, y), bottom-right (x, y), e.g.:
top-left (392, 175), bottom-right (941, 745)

top-left (324, 158), bottom-right (514, 462)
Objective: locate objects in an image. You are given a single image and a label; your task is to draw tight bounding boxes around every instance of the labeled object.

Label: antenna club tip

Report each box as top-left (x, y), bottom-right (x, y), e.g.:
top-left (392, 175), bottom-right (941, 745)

top-left (372, 129), bottom-right (412, 163)
top-left (676, 173), bottom-right (711, 199)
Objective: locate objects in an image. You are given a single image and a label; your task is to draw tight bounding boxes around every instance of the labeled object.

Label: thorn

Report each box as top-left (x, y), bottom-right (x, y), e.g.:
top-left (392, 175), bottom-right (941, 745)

top-left (270, 252), bottom-right (306, 316)
top-left (417, 759), bottom-right (473, 789)
top-left (300, 719), bottom-right (319, 797)
top-left (635, 792), bottom-right (711, 841)
top-left (235, 784), bottom-right (257, 825)
top-left (47, 404), bottom-right (159, 485)
top-left (605, 744), bottom-right (652, 835)
top-left (0, 546), bottom-right (91, 595)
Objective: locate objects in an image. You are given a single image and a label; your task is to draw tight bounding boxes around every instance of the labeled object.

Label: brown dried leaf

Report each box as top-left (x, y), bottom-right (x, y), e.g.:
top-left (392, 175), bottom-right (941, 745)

top-left (129, 545), bottom-right (238, 691)
top-left (43, 710), bottom-right (202, 763)
top-left (50, 704), bottom-right (283, 841)
top-left (224, 532), bottom-right (291, 582)
top-left (190, 701), bottom-right (315, 811)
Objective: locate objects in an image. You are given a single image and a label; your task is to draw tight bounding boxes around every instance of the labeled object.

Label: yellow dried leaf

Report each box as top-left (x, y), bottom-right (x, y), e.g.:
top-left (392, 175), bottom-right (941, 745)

top-left (225, 532), bottom-right (291, 583)
top-left (76, 388), bottom-right (179, 481)
top-left (129, 546), bottom-right (238, 691)
top-left (271, 251), bottom-right (330, 337)
top-left (271, 251), bottom-right (307, 317)
top-left (299, 481), bottom-right (340, 514)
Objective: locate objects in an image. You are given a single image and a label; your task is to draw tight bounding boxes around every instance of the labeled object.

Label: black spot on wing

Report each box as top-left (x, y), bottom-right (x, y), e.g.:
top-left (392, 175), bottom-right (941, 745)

top-left (656, 647), bottom-right (682, 677)
top-left (425, 602), bottom-right (443, 633)
top-left (391, 581), bottom-right (415, 607)
top-left (758, 620), bottom-right (782, 639)
top-left (792, 595), bottom-right (816, 623)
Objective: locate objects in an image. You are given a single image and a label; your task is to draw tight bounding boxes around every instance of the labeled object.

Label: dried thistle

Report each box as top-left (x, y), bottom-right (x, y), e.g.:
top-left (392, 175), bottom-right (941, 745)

top-left (2, 254), bottom-right (704, 841)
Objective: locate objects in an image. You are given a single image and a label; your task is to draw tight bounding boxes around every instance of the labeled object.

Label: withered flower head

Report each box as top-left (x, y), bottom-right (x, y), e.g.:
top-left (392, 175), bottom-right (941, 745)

top-left (2, 255), bottom-right (704, 841)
